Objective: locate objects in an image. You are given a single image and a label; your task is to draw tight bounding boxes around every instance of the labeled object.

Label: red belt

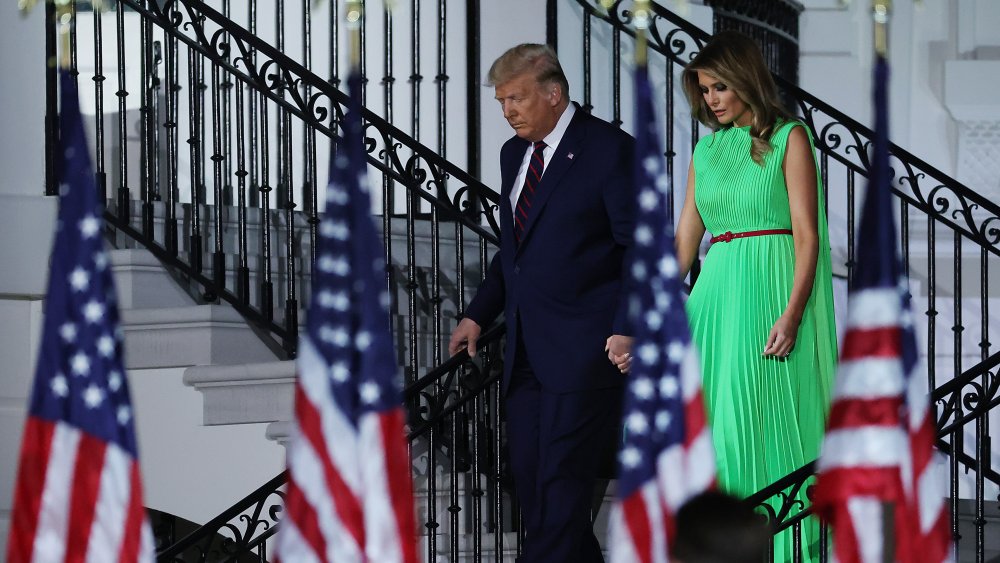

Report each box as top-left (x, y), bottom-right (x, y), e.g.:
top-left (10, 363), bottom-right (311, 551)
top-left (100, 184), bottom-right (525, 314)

top-left (710, 229), bottom-right (793, 244)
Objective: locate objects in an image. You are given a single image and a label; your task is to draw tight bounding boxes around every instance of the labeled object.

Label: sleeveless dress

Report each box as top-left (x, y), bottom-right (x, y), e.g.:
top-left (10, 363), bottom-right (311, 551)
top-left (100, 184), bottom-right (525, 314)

top-left (686, 121), bottom-right (838, 562)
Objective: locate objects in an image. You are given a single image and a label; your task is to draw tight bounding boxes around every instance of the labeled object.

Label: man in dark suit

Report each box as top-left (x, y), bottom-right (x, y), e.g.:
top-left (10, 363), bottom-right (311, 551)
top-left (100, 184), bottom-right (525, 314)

top-left (448, 43), bottom-right (636, 562)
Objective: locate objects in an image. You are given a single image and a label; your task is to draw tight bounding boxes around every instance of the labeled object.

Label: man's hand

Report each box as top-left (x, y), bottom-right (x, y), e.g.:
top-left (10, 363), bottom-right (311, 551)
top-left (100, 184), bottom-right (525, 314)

top-left (449, 318), bottom-right (483, 357)
top-left (605, 334), bottom-right (634, 374)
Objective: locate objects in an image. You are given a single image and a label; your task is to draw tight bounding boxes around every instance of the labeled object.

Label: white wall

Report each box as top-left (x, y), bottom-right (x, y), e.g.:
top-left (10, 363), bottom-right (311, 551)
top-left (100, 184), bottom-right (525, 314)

top-left (0, 4), bottom-right (55, 556)
top-left (130, 367), bottom-right (284, 525)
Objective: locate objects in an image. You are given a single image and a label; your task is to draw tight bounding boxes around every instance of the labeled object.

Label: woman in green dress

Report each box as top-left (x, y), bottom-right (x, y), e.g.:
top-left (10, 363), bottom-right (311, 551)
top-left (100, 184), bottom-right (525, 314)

top-left (675, 31), bottom-right (838, 562)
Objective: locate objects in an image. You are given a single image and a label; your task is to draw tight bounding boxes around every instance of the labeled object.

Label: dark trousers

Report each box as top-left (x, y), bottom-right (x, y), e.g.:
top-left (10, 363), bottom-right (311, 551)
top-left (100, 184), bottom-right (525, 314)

top-left (505, 341), bottom-right (622, 563)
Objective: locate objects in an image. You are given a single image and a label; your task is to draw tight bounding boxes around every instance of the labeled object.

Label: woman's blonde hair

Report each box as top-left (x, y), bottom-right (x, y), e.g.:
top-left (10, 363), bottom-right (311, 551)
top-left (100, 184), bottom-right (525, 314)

top-left (682, 31), bottom-right (792, 165)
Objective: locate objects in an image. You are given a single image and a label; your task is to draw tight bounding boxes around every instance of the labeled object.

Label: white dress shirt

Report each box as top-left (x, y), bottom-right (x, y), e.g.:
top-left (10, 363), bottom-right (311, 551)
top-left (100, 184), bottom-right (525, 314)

top-left (508, 103), bottom-right (577, 212)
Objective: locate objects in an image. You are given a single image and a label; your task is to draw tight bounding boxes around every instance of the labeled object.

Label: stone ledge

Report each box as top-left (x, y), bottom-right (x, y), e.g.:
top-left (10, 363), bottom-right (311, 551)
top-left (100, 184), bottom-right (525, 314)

top-left (121, 305), bottom-right (280, 369)
top-left (184, 360), bottom-right (295, 426)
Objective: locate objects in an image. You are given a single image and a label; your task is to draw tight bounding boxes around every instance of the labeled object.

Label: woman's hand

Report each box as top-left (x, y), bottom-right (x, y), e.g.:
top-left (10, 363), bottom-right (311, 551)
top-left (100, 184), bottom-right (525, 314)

top-left (606, 335), bottom-right (634, 374)
top-left (763, 314), bottom-right (801, 358)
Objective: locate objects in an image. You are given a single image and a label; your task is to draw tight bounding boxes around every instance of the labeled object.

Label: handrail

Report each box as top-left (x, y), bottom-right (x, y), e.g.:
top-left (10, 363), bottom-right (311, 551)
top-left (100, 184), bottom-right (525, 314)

top-left (932, 349), bottom-right (1000, 437)
top-left (156, 471), bottom-right (288, 560)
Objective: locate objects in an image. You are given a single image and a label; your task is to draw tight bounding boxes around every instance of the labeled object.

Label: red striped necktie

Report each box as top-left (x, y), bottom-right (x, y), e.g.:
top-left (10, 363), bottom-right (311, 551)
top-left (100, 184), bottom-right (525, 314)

top-left (514, 140), bottom-right (547, 244)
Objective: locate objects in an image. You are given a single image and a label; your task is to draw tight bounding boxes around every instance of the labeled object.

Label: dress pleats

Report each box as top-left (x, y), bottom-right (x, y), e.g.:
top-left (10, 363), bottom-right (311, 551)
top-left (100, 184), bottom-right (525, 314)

top-left (686, 121), bottom-right (838, 563)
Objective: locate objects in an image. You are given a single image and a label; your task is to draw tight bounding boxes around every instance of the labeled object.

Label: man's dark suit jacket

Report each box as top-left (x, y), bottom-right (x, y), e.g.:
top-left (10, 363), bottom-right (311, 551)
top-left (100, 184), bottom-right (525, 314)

top-left (465, 107), bottom-right (636, 394)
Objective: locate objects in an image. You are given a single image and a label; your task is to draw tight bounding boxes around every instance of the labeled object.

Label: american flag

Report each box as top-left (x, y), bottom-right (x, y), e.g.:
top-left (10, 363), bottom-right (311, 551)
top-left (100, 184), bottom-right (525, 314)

top-left (5, 70), bottom-right (155, 563)
top-left (273, 72), bottom-right (418, 563)
top-left (608, 63), bottom-right (716, 563)
top-left (812, 55), bottom-right (951, 563)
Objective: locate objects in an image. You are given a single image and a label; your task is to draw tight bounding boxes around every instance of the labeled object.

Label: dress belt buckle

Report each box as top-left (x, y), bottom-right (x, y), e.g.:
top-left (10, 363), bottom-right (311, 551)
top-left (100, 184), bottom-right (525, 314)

top-left (719, 231), bottom-right (735, 243)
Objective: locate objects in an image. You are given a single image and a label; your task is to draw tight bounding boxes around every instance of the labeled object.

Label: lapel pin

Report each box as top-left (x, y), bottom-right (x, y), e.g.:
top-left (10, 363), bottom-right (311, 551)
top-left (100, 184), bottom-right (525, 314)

top-left (567, 153), bottom-right (575, 159)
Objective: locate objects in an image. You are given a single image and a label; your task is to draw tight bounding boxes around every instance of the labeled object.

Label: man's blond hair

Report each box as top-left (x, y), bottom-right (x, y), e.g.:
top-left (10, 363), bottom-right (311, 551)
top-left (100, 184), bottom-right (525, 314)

top-left (486, 43), bottom-right (570, 99)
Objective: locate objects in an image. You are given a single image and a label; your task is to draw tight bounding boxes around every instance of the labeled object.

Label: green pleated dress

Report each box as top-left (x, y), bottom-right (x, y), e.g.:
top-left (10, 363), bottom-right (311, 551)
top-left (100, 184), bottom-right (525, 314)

top-left (686, 121), bottom-right (838, 562)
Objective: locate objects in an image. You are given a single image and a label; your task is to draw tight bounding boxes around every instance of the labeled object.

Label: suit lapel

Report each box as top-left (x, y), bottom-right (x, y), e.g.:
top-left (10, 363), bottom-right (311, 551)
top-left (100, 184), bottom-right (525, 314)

top-left (516, 111), bottom-right (585, 253)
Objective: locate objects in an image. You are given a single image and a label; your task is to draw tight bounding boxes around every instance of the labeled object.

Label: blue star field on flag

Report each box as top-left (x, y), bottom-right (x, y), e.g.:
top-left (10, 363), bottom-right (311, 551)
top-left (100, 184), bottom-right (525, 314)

top-left (309, 71), bottom-right (401, 424)
top-left (616, 65), bottom-right (691, 497)
top-left (31, 69), bottom-right (138, 457)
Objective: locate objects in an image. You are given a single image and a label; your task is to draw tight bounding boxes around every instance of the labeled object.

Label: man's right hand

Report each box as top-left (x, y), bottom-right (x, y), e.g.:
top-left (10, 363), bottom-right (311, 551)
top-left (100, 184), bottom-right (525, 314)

top-left (448, 317), bottom-right (482, 357)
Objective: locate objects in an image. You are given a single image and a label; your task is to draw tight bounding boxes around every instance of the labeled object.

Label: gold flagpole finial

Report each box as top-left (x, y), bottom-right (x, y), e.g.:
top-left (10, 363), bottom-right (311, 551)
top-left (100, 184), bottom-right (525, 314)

top-left (633, 0), bottom-right (651, 67)
top-left (55, 0), bottom-right (74, 69)
top-left (345, 0), bottom-right (363, 68)
top-left (18, 0), bottom-right (40, 17)
top-left (873, 0), bottom-right (891, 59)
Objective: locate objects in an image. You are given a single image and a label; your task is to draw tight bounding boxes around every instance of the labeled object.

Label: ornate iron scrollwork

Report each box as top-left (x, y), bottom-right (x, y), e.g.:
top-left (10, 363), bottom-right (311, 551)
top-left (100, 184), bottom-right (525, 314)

top-left (122, 0), bottom-right (501, 245)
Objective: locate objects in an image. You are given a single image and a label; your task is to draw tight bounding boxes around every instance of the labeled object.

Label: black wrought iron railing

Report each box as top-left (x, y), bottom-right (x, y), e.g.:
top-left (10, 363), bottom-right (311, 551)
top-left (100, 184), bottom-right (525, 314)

top-left (557, 1), bottom-right (1000, 560)
top-left (54, 0), bottom-right (499, 368)
top-left (55, 2), bottom-right (515, 561)
top-left (51, 0), bottom-right (1000, 561)
top-left (154, 325), bottom-right (508, 562)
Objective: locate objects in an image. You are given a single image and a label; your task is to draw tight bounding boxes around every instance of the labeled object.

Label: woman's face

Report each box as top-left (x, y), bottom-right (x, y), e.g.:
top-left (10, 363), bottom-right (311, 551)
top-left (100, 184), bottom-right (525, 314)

top-left (696, 70), bottom-right (752, 127)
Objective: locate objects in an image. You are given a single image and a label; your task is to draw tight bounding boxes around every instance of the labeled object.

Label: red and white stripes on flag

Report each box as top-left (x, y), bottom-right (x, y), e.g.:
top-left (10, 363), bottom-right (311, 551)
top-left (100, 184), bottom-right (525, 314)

top-left (276, 341), bottom-right (417, 563)
top-left (608, 64), bottom-right (716, 563)
top-left (812, 54), bottom-right (951, 563)
top-left (274, 70), bottom-right (417, 563)
top-left (7, 68), bottom-right (154, 563)
top-left (8, 419), bottom-right (154, 563)
top-left (813, 288), bottom-right (950, 563)
top-left (609, 347), bottom-right (717, 563)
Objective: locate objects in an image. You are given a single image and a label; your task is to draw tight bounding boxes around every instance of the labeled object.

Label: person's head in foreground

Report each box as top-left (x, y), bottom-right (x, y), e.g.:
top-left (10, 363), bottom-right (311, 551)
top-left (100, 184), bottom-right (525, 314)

top-left (672, 490), bottom-right (770, 563)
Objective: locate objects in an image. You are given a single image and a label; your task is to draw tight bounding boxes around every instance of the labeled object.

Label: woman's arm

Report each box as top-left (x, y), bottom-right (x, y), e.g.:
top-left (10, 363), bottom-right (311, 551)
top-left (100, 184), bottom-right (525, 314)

top-left (675, 159), bottom-right (706, 280)
top-left (763, 125), bottom-right (819, 357)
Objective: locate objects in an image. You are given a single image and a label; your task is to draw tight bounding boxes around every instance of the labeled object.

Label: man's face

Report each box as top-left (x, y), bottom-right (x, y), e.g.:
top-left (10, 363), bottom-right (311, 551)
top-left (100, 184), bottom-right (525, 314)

top-left (494, 72), bottom-right (561, 142)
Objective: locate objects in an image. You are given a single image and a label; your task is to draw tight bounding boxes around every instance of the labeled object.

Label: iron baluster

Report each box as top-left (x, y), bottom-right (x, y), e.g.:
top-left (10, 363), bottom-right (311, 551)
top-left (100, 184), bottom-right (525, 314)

top-left (258, 87), bottom-right (274, 321)
top-left (328, 0), bottom-right (340, 89)
top-left (303, 0), bottom-right (319, 279)
top-left (235, 65), bottom-right (250, 305)
top-left (211, 62), bottom-right (227, 299)
top-left (276, 0), bottom-right (287, 208)
top-left (222, 0), bottom-right (233, 206)
top-left (427, 388), bottom-right (440, 562)
top-left (187, 49), bottom-right (204, 275)
top-left (149, 39), bottom-right (163, 214)
top-left (792, 520), bottom-right (802, 563)
top-left (116, 2), bottom-right (132, 222)
top-left (275, 0), bottom-right (299, 357)
top-left (93, 4), bottom-right (108, 203)
top-left (901, 199), bottom-right (910, 277)
top-left (163, 5), bottom-right (179, 255)
top-left (248, 0), bottom-right (259, 208)
top-left (139, 14), bottom-right (152, 237)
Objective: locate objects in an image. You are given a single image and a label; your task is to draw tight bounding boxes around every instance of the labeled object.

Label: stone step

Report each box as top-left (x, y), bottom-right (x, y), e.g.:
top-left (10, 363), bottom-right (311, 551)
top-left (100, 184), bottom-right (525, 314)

top-left (110, 248), bottom-right (198, 310)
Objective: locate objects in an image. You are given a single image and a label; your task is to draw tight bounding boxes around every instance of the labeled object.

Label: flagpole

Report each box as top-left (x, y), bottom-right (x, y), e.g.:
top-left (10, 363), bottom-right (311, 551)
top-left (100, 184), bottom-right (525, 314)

top-left (57, 8), bottom-right (71, 70)
top-left (873, 0), bottom-right (891, 59)
top-left (873, 2), bottom-right (896, 561)
top-left (346, 0), bottom-right (362, 69)
top-left (633, 0), bottom-right (650, 67)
